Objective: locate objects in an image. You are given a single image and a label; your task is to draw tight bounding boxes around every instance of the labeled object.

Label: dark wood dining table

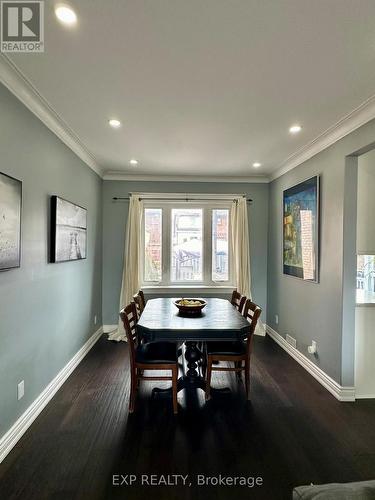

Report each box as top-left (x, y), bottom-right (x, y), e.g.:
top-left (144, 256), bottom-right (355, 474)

top-left (136, 297), bottom-right (250, 393)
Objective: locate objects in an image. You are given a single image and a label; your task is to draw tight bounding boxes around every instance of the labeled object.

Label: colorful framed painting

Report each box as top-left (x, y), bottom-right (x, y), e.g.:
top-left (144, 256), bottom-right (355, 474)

top-left (283, 176), bottom-right (319, 282)
top-left (0, 172), bottom-right (22, 271)
top-left (50, 196), bottom-right (87, 263)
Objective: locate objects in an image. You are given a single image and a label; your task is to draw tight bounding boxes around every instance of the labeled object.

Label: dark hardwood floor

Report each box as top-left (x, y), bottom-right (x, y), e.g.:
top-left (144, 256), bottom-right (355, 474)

top-left (1, 334), bottom-right (375, 500)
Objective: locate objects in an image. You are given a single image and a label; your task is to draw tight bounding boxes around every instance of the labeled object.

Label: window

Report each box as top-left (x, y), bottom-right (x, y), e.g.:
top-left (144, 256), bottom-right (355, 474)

top-left (212, 209), bottom-right (229, 281)
top-left (357, 255), bottom-right (375, 303)
top-left (171, 208), bottom-right (203, 281)
top-left (142, 201), bottom-right (232, 287)
top-left (144, 208), bottom-right (162, 282)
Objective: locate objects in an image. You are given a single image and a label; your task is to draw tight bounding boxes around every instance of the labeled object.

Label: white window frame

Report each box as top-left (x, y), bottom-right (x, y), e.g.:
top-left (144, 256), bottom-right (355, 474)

top-left (141, 198), bottom-right (234, 291)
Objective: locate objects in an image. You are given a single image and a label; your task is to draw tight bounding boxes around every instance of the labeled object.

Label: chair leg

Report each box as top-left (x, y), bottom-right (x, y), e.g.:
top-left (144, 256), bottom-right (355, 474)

top-left (129, 368), bottom-right (137, 413)
top-left (244, 360), bottom-right (250, 400)
top-left (201, 343), bottom-right (207, 378)
top-left (172, 366), bottom-right (178, 415)
top-left (236, 361), bottom-right (242, 381)
top-left (205, 357), bottom-right (213, 400)
top-left (137, 368), bottom-right (143, 387)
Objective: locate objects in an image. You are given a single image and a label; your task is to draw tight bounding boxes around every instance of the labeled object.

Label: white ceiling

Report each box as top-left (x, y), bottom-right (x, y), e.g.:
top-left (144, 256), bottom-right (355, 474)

top-left (7, 0), bottom-right (375, 179)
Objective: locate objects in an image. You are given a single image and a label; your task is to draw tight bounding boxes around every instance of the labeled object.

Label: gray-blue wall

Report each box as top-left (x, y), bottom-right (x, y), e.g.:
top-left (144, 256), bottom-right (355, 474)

top-left (267, 118), bottom-right (375, 386)
top-left (0, 83), bottom-right (103, 438)
top-left (102, 180), bottom-right (268, 325)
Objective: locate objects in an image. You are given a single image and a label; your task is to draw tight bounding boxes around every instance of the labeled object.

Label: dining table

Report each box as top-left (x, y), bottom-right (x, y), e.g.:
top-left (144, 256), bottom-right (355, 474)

top-left (136, 297), bottom-right (250, 393)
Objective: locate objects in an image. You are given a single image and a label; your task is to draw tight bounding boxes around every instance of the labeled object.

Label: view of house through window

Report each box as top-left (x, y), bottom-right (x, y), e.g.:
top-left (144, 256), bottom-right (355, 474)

top-left (143, 204), bottom-right (231, 285)
top-left (144, 208), bottom-right (162, 282)
top-left (357, 255), bottom-right (375, 302)
top-left (212, 209), bottom-right (229, 281)
top-left (171, 208), bottom-right (203, 281)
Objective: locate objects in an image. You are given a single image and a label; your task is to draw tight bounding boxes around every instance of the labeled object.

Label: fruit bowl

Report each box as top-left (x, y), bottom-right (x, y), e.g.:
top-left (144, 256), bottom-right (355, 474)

top-left (174, 298), bottom-right (207, 315)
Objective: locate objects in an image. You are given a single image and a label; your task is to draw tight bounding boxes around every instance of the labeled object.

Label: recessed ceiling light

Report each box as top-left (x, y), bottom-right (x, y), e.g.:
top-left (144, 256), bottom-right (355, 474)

top-left (252, 162), bottom-right (262, 168)
top-left (108, 119), bottom-right (121, 129)
top-left (55, 4), bottom-right (77, 26)
top-left (289, 124), bottom-right (302, 134)
top-left (129, 159), bottom-right (138, 166)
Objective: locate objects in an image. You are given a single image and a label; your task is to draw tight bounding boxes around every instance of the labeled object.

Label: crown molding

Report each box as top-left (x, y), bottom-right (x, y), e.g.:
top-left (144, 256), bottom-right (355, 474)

top-left (270, 93), bottom-right (375, 182)
top-left (0, 54), bottom-right (103, 177)
top-left (102, 172), bottom-right (269, 183)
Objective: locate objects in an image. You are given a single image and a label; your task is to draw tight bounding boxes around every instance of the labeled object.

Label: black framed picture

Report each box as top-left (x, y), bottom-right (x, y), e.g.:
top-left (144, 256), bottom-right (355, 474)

top-left (0, 172), bottom-right (22, 271)
top-left (50, 196), bottom-right (87, 263)
top-left (283, 176), bottom-right (320, 282)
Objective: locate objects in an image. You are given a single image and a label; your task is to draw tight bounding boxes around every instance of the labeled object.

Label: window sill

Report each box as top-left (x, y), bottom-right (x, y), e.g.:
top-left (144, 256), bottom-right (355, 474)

top-left (141, 285), bottom-right (234, 295)
top-left (356, 290), bottom-right (375, 306)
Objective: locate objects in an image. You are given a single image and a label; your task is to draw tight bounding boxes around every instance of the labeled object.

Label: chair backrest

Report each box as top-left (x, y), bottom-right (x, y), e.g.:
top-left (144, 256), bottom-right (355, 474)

top-left (231, 289), bottom-right (246, 313)
top-left (120, 302), bottom-right (138, 366)
top-left (133, 290), bottom-right (146, 317)
top-left (139, 290), bottom-right (146, 307)
top-left (243, 299), bottom-right (262, 353)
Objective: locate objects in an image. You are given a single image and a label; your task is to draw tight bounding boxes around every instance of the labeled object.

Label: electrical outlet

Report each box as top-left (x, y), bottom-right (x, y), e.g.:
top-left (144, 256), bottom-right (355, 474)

top-left (275, 314), bottom-right (279, 325)
top-left (308, 340), bottom-right (318, 354)
top-left (18, 380), bottom-right (24, 401)
top-left (94, 315), bottom-right (97, 325)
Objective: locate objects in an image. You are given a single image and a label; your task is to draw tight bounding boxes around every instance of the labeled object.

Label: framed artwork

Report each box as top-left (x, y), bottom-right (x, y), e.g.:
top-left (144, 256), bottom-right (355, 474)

top-left (0, 172), bottom-right (22, 271)
top-left (283, 176), bottom-right (319, 282)
top-left (50, 196), bottom-right (87, 263)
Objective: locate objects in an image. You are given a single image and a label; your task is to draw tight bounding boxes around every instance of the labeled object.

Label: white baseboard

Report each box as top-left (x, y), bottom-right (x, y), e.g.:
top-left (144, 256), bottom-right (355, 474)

top-left (103, 324), bottom-right (117, 333)
top-left (355, 393), bottom-right (375, 399)
top-left (265, 325), bottom-right (356, 402)
top-left (0, 326), bottom-right (103, 464)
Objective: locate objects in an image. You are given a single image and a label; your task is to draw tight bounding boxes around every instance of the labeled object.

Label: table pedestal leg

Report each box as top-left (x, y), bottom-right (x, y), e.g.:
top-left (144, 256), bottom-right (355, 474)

top-left (178, 341), bottom-right (206, 391)
top-left (152, 341), bottom-right (207, 399)
top-left (185, 342), bottom-right (201, 380)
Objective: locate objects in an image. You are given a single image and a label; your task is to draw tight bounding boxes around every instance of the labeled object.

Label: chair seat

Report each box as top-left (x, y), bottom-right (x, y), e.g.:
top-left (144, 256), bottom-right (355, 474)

top-left (136, 342), bottom-right (178, 364)
top-left (207, 340), bottom-right (246, 356)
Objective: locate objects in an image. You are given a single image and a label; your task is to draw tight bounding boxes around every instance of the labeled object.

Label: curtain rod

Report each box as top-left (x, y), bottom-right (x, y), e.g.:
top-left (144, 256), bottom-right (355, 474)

top-left (112, 196), bottom-right (253, 203)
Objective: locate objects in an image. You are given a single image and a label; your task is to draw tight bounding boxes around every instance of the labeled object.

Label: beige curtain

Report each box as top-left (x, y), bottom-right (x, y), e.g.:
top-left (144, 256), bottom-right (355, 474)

top-left (231, 198), bottom-right (265, 336)
top-left (108, 196), bottom-right (143, 342)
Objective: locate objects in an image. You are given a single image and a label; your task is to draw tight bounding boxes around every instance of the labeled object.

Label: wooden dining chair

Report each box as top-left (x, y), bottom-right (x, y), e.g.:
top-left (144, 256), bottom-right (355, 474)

top-left (205, 299), bottom-right (261, 401)
top-left (230, 289), bottom-right (246, 314)
top-left (120, 302), bottom-right (178, 414)
top-left (133, 290), bottom-right (146, 318)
